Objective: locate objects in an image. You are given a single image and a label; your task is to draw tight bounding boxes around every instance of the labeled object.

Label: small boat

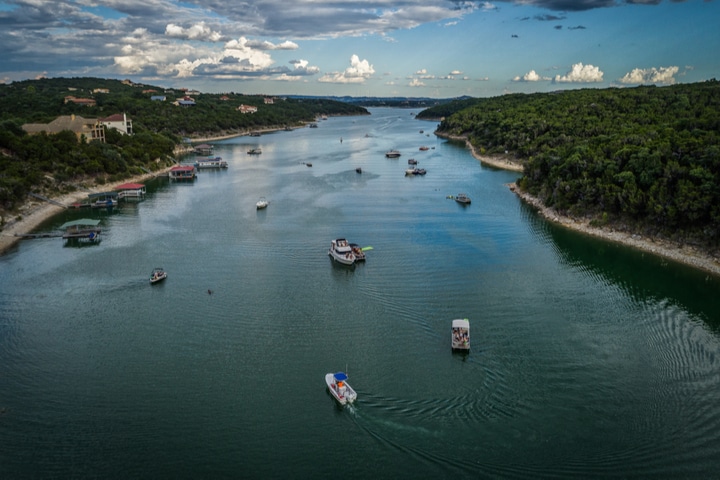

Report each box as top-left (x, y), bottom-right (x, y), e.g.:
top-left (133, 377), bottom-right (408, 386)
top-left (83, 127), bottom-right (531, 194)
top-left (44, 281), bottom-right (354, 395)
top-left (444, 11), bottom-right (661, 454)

top-left (325, 372), bottom-right (357, 405)
top-left (247, 148), bottom-right (262, 155)
top-left (419, 146), bottom-right (429, 151)
top-left (452, 318), bottom-right (470, 351)
top-left (150, 267), bottom-right (167, 284)
top-left (385, 149), bottom-right (401, 158)
top-left (455, 193), bottom-right (471, 204)
top-left (355, 167), bottom-right (362, 174)
top-left (405, 168), bottom-right (427, 176)
top-left (349, 243), bottom-right (366, 261)
top-left (328, 238), bottom-right (356, 265)
top-left (256, 197), bottom-right (268, 209)
top-left (408, 159), bottom-right (418, 165)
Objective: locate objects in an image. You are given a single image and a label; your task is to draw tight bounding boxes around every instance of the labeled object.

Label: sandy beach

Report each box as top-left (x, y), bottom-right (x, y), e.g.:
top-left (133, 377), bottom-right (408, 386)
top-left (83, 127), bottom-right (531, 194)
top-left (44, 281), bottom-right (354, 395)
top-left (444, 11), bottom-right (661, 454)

top-left (445, 132), bottom-right (720, 278)
top-left (0, 166), bottom-right (175, 256)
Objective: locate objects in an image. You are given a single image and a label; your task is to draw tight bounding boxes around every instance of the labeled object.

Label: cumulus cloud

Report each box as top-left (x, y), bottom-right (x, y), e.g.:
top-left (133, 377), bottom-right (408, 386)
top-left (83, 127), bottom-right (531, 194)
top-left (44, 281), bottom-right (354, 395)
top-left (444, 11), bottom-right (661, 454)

top-left (318, 54), bottom-right (375, 84)
top-left (409, 78), bottom-right (425, 87)
top-left (513, 69), bottom-right (550, 82)
top-left (554, 62), bottom-right (604, 82)
top-left (618, 66), bottom-right (679, 85)
top-left (165, 22), bottom-right (224, 42)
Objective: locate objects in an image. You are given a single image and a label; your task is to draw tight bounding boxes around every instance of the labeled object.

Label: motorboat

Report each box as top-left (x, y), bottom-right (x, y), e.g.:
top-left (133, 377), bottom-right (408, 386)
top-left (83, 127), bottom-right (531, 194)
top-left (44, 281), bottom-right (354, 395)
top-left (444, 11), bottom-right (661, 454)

top-left (405, 168), bottom-right (427, 176)
top-left (385, 149), bottom-right (401, 158)
top-left (328, 238), bottom-right (356, 265)
top-left (150, 267), bottom-right (167, 284)
top-left (455, 193), bottom-right (471, 204)
top-left (452, 318), bottom-right (470, 351)
top-left (325, 372), bottom-right (357, 405)
top-left (247, 148), bottom-right (262, 155)
top-left (408, 158), bottom-right (418, 165)
top-left (356, 167), bottom-right (362, 174)
top-left (256, 197), bottom-right (269, 209)
top-left (419, 146), bottom-right (429, 151)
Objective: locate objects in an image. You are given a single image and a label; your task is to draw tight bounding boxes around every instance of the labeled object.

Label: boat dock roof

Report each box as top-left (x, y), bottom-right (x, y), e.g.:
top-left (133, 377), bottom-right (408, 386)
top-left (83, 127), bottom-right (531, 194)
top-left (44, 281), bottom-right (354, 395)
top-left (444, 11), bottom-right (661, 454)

top-left (59, 218), bottom-right (101, 229)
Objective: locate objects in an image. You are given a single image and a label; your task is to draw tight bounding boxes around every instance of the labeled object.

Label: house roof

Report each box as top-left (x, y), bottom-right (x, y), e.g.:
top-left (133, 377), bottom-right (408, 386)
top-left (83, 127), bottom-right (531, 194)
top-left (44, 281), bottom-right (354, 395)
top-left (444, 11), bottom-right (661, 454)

top-left (102, 113), bottom-right (127, 122)
top-left (115, 183), bottom-right (145, 190)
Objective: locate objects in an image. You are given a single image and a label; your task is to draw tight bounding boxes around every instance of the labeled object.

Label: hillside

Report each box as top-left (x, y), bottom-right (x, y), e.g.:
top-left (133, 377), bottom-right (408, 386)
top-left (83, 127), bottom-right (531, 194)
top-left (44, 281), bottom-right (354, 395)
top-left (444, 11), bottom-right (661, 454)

top-left (0, 77), bottom-right (368, 217)
top-left (420, 81), bottom-right (720, 250)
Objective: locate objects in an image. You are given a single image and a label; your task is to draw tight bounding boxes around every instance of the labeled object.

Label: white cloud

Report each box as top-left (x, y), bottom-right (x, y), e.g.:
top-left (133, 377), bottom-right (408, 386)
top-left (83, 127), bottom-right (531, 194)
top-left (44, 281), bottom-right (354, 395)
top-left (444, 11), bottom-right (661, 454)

top-left (513, 69), bottom-right (550, 82)
top-left (415, 69), bottom-right (427, 75)
top-left (409, 78), bottom-right (425, 87)
top-left (165, 22), bottom-right (224, 42)
top-left (318, 54), bottom-right (374, 84)
top-left (618, 66), bottom-right (679, 85)
top-left (450, 70), bottom-right (463, 75)
top-left (554, 63), bottom-right (603, 83)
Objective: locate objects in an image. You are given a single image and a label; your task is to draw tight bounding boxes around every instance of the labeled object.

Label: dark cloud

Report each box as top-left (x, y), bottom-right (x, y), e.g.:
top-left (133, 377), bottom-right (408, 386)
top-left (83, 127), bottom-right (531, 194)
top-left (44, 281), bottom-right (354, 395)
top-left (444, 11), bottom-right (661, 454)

top-left (535, 14), bottom-right (567, 21)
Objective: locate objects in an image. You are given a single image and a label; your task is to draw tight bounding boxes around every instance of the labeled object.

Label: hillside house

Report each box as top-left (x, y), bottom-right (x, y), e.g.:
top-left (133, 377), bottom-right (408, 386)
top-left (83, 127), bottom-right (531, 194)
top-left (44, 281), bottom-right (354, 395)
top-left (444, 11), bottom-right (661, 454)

top-left (238, 104), bottom-right (258, 114)
top-left (22, 115), bottom-right (105, 143)
top-left (64, 96), bottom-right (96, 107)
top-left (101, 113), bottom-right (133, 135)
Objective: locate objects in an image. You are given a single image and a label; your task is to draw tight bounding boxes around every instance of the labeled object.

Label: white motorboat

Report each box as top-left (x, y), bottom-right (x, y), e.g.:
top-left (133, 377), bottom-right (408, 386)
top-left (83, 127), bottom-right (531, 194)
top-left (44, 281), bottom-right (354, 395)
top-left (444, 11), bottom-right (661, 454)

top-left (452, 318), bottom-right (470, 351)
top-left (256, 197), bottom-right (269, 209)
top-left (328, 238), bottom-right (355, 265)
top-left (150, 267), bottom-right (167, 284)
top-left (325, 372), bottom-right (357, 405)
top-left (385, 149), bottom-right (401, 158)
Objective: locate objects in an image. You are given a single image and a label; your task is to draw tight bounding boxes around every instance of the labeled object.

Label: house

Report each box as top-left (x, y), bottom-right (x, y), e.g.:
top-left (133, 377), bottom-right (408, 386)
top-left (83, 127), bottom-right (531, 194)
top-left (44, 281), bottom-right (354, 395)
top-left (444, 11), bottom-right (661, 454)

top-left (22, 115), bottom-right (105, 143)
top-left (101, 113), bottom-right (133, 135)
top-left (176, 95), bottom-right (196, 106)
top-left (151, 95), bottom-right (166, 101)
top-left (64, 96), bottom-right (96, 107)
top-left (219, 95), bottom-right (230, 101)
top-left (143, 89), bottom-right (157, 94)
top-left (238, 104), bottom-right (258, 114)
top-left (264, 97), bottom-right (274, 104)
top-left (93, 88), bottom-right (110, 94)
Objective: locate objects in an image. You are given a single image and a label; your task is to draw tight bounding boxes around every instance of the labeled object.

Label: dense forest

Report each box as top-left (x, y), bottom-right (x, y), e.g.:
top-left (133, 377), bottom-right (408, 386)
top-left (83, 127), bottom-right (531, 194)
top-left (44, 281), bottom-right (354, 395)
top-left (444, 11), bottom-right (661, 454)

top-left (419, 81), bottom-right (720, 249)
top-left (0, 77), bottom-right (368, 217)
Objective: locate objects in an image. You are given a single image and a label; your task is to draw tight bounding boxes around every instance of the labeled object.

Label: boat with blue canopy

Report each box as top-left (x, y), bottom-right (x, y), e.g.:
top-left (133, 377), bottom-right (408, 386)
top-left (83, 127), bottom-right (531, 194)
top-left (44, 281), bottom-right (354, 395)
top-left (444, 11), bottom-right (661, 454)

top-left (325, 372), bottom-right (357, 405)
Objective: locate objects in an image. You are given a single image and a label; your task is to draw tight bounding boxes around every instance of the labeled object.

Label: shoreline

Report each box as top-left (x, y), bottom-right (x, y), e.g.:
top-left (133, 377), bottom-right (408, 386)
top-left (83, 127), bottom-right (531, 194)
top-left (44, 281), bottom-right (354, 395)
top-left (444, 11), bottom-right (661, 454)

top-left (441, 132), bottom-right (720, 278)
top-left (0, 165), bottom-right (176, 256)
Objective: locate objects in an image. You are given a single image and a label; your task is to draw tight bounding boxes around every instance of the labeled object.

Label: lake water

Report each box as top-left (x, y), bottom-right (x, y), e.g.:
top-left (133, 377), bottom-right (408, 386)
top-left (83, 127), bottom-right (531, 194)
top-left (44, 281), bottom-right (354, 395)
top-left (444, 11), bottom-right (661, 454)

top-left (1, 108), bottom-right (719, 478)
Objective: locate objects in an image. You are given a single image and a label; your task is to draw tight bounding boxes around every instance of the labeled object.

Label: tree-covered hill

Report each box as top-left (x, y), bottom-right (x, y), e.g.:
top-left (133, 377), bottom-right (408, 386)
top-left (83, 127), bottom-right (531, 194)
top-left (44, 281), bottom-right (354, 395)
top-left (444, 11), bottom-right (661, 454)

top-left (0, 77), bottom-right (368, 217)
top-left (420, 81), bottom-right (720, 249)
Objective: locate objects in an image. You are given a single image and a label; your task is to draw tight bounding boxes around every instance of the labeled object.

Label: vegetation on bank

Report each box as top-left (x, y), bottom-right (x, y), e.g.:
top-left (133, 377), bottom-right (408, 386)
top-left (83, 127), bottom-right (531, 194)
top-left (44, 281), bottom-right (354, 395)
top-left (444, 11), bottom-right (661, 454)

top-left (419, 80), bottom-right (720, 249)
top-left (0, 77), bottom-right (368, 216)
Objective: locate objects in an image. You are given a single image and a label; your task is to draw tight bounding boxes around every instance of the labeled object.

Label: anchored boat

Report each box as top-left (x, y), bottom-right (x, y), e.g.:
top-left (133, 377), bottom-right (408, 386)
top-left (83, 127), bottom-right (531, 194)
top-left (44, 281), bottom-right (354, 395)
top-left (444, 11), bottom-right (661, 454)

top-left (452, 319), bottom-right (470, 351)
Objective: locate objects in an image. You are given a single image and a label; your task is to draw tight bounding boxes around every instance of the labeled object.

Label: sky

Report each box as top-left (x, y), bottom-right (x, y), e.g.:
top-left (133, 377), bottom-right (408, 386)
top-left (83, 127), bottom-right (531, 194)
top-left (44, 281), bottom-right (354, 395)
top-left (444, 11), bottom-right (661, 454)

top-left (0, 0), bottom-right (718, 98)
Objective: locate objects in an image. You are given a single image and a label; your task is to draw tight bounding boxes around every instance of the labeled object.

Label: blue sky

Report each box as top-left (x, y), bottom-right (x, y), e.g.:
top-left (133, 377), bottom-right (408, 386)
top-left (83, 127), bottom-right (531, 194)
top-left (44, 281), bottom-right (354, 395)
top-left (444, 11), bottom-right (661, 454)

top-left (0, 0), bottom-right (718, 97)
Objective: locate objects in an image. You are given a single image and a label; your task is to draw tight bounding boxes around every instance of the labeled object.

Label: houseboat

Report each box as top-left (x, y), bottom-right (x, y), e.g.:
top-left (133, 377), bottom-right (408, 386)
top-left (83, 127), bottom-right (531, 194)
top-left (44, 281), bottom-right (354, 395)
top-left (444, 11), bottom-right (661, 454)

top-left (115, 183), bottom-right (146, 200)
top-left (452, 319), bottom-right (470, 352)
top-left (169, 165), bottom-right (197, 180)
top-left (194, 157), bottom-right (228, 169)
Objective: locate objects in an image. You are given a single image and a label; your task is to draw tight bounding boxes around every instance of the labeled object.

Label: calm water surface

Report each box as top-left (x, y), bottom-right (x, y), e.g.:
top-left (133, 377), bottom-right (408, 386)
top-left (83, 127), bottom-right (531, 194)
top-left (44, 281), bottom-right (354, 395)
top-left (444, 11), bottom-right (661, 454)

top-left (1, 108), bottom-right (719, 478)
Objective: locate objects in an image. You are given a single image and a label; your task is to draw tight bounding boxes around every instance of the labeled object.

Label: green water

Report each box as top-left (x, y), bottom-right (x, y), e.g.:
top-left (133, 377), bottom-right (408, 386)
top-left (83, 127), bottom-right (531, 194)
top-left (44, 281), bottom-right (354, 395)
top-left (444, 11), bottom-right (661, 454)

top-left (1, 108), bottom-right (719, 478)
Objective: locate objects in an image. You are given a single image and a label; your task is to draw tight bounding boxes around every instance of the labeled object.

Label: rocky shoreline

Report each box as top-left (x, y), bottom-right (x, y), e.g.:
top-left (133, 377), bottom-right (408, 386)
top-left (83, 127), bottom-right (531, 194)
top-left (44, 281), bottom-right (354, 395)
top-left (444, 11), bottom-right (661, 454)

top-left (0, 166), bottom-right (176, 255)
top-left (440, 132), bottom-right (720, 278)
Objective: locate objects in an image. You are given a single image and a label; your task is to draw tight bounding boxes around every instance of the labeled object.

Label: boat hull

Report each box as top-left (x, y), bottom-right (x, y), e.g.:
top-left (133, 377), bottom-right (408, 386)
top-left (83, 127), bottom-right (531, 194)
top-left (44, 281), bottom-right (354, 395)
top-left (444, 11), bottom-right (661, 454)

top-left (328, 239), bottom-right (356, 265)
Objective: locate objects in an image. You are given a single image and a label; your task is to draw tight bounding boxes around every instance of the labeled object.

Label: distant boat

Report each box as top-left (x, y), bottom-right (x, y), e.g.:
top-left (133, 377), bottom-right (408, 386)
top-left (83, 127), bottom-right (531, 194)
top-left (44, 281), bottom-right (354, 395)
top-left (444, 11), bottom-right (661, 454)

top-left (325, 372), bottom-right (357, 405)
top-left (328, 238), bottom-right (355, 265)
top-left (452, 319), bottom-right (470, 351)
top-left (247, 148), bottom-right (262, 155)
top-left (419, 146), bottom-right (429, 151)
top-left (150, 267), bottom-right (167, 284)
top-left (356, 167), bottom-right (362, 174)
top-left (454, 193), bottom-right (471, 205)
top-left (256, 197), bottom-right (269, 209)
top-left (385, 150), bottom-right (401, 158)
top-left (408, 159), bottom-right (418, 165)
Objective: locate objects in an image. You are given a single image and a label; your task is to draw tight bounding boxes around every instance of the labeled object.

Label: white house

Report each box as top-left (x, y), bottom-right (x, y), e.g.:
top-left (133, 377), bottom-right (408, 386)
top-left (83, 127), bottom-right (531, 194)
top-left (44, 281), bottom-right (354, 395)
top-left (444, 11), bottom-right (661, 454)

top-left (101, 113), bottom-right (133, 135)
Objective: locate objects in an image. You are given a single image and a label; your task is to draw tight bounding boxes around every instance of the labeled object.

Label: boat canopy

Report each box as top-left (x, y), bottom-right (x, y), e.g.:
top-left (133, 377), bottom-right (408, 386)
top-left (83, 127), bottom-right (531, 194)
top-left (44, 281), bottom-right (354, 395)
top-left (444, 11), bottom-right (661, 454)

top-left (333, 372), bottom-right (348, 382)
top-left (452, 318), bottom-right (470, 329)
top-left (60, 218), bottom-right (101, 229)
